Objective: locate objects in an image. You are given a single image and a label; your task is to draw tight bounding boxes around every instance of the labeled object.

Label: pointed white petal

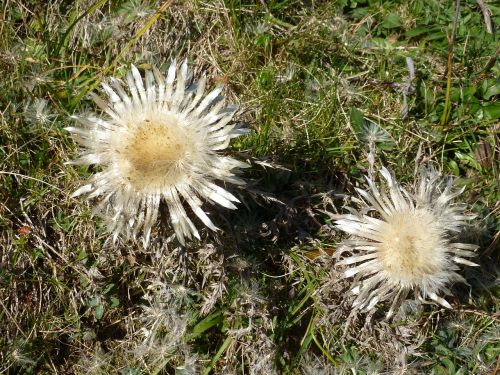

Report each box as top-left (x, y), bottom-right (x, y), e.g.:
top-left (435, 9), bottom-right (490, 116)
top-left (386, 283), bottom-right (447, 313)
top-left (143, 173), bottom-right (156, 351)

top-left (452, 257), bottom-right (479, 267)
top-left (71, 184), bottom-right (93, 197)
top-left (165, 59), bottom-right (177, 100)
top-left (337, 253), bottom-right (378, 266)
top-left (195, 86), bottom-right (223, 116)
top-left (183, 75), bottom-right (206, 115)
top-left (428, 292), bottom-right (451, 308)
top-left (131, 64), bottom-right (147, 105)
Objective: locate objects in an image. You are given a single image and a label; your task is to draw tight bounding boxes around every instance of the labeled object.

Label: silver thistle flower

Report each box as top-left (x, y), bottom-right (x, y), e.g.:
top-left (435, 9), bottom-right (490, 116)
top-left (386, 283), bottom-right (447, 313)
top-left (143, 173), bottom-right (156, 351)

top-left (66, 61), bottom-right (249, 247)
top-left (334, 167), bottom-right (478, 318)
top-left (24, 98), bottom-right (54, 126)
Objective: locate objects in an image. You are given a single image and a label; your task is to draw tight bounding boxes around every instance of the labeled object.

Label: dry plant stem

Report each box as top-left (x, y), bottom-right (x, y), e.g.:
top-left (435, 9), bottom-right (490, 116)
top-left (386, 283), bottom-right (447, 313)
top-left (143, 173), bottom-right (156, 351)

top-left (400, 57), bottom-right (415, 118)
top-left (482, 47), bottom-right (499, 74)
top-left (367, 141), bottom-right (376, 180)
top-left (0, 0), bottom-right (9, 41)
top-left (457, 308), bottom-right (500, 322)
top-left (482, 230), bottom-right (500, 260)
top-left (440, 0), bottom-right (460, 127)
top-left (0, 171), bottom-right (66, 195)
top-left (476, 0), bottom-right (493, 34)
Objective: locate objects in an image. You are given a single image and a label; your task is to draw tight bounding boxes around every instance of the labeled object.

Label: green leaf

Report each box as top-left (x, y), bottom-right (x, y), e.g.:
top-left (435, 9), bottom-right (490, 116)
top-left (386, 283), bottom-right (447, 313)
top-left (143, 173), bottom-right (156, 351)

top-left (382, 13), bottom-right (402, 29)
top-left (257, 68), bottom-right (275, 90)
top-left (189, 310), bottom-right (223, 340)
top-left (77, 250), bottom-right (88, 262)
top-left (481, 79), bottom-right (500, 100)
top-left (109, 297), bottom-right (120, 308)
top-left (405, 26), bottom-right (429, 38)
top-left (351, 7), bottom-right (369, 19)
top-left (441, 358), bottom-right (456, 374)
top-left (424, 30), bottom-right (446, 42)
top-left (202, 336), bottom-right (233, 375)
top-left (350, 108), bottom-right (364, 136)
top-left (254, 33), bottom-right (271, 47)
top-left (94, 305), bottom-right (104, 320)
top-left (481, 102), bottom-right (500, 120)
top-left (448, 159), bottom-right (460, 176)
top-left (485, 344), bottom-right (500, 360)
top-left (371, 37), bottom-right (396, 48)
top-left (103, 283), bottom-right (115, 295)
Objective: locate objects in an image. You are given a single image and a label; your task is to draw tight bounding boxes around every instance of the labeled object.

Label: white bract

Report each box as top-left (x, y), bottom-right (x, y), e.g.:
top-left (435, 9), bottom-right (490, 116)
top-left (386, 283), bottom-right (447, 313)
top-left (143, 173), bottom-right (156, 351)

top-left (335, 167), bottom-right (478, 317)
top-left (66, 61), bottom-right (248, 247)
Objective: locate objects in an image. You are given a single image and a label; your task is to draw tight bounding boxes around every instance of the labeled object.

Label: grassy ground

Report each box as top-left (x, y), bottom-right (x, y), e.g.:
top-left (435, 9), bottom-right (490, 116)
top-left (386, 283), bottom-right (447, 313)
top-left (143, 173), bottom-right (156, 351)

top-left (0, 0), bottom-right (499, 373)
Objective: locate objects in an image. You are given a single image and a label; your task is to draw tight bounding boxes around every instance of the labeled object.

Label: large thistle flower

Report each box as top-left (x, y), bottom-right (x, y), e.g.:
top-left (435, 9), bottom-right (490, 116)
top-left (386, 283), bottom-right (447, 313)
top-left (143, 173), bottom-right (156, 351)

top-left (334, 167), bottom-right (478, 318)
top-left (66, 61), bottom-right (248, 246)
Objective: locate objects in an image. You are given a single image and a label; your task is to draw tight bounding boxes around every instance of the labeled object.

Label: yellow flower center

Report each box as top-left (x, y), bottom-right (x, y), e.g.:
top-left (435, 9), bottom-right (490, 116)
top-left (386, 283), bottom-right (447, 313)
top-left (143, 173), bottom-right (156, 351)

top-left (377, 209), bottom-right (445, 286)
top-left (118, 115), bottom-right (193, 190)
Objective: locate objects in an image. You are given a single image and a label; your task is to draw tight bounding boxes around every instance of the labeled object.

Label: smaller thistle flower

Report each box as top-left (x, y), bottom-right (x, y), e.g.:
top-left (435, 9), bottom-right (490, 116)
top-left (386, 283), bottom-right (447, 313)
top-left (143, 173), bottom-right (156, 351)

top-left (24, 98), bottom-right (54, 125)
top-left (66, 61), bottom-right (248, 247)
top-left (334, 167), bottom-right (478, 318)
top-left (360, 121), bottom-right (391, 145)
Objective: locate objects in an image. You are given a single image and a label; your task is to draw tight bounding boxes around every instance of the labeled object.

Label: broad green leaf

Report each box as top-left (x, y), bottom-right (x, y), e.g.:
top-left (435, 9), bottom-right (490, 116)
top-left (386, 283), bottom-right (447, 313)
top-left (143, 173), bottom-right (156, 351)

top-left (350, 108), bottom-right (364, 136)
top-left (482, 102), bottom-right (500, 120)
top-left (94, 305), bottom-right (104, 320)
top-left (382, 13), bottom-right (402, 29)
top-left (109, 297), bottom-right (120, 308)
top-left (405, 27), bottom-right (429, 38)
top-left (189, 310), bottom-right (223, 339)
top-left (481, 79), bottom-right (500, 100)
